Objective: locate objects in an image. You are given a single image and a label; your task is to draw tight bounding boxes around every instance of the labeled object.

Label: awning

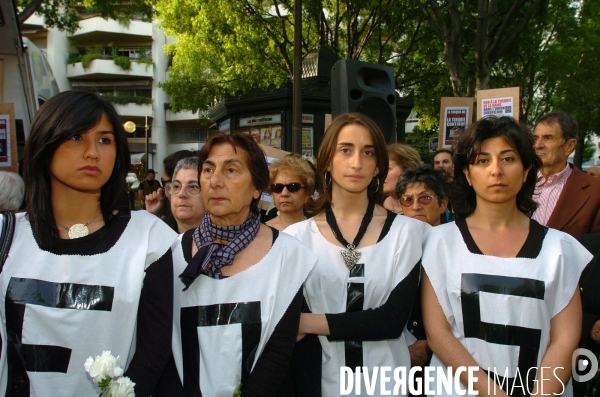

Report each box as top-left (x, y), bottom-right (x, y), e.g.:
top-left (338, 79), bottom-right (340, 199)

top-left (131, 153), bottom-right (146, 164)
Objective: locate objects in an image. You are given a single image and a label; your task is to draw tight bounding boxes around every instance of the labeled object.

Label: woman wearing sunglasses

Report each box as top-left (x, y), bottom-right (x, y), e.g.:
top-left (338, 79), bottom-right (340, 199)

top-left (396, 164), bottom-right (450, 227)
top-left (284, 113), bottom-right (427, 396)
top-left (266, 155), bottom-right (315, 231)
top-left (421, 116), bottom-right (591, 397)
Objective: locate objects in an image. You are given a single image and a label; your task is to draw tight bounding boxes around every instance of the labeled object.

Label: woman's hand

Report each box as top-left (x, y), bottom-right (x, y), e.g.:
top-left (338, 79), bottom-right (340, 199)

top-left (408, 340), bottom-right (431, 367)
top-left (145, 188), bottom-right (164, 215)
top-left (530, 287), bottom-right (581, 396)
top-left (422, 271), bottom-right (509, 397)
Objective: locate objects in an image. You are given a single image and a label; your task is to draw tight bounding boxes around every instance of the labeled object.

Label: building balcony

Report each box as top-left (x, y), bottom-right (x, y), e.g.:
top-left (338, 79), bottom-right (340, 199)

top-left (69, 17), bottom-right (153, 45)
top-left (67, 58), bottom-right (153, 81)
top-left (166, 109), bottom-right (208, 122)
top-left (115, 102), bottom-right (153, 118)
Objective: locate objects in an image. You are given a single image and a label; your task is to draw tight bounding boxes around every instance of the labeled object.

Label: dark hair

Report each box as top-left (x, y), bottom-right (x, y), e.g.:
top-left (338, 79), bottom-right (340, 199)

top-left (163, 149), bottom-right (196, 179)
top-left (433, 149), bottom-right (454, 159)
top-left (309, 113), bottom-right (389, 214)
top-left (146, 169), bottom-right (156, 175)
top-left (396, 164), bottom-right (449, 206)
top-left (23, 90), bottom-right (130, 249)
top-left (452, 116), bottom-right (541, 218)
top-left (535, 112), bottom-right (578, 141)
top-left (197, 133), bottom-right (269, 211)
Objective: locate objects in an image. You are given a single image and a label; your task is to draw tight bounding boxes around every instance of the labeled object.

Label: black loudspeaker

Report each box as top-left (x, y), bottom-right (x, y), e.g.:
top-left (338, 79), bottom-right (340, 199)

top-left (331, 60), bottom-right (397, 142)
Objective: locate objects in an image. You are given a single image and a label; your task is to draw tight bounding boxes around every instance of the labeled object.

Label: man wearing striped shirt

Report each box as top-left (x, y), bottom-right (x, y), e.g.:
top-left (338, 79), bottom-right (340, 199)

top-left (532, 112), bottom-right (600, 237)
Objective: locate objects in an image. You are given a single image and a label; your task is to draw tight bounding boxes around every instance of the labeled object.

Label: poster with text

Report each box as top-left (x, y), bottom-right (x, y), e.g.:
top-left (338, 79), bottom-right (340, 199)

top-left (438, 97), bottom-right (473, 149)
top-left (444, 107), bottom-right (469, 146)
top-left (0, 115), bottom-right (8, 165)
top-left (481, 97), bottom-right (513, 118)
top-left (0, 104), bottom-right (17, 172)
top-left (302, 126), bottom-right (314, 157)
top-left (476, 87), bottom-right (520, 121)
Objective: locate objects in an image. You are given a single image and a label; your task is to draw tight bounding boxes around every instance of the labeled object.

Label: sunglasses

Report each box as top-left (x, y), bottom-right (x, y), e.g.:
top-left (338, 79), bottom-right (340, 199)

top-left (270, 182), bottom-right (304, 193)
top-left (399, 194), bottom-right (437, 207)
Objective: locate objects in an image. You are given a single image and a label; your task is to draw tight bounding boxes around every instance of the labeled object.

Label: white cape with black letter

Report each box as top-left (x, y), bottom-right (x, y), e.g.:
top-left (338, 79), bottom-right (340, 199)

top-left (285, 215), bottom-right (427, 397)
top-left (0, 211), bottom-right (176, 396)
top-left (171, 231), bottom-right (317, 397)
top-left (422, 222), bottom-right (592, 397)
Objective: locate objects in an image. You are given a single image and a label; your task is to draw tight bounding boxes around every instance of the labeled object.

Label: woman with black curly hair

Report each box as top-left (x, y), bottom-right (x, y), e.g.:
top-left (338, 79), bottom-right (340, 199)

top-left (422, 116), bottom-right (591, 397)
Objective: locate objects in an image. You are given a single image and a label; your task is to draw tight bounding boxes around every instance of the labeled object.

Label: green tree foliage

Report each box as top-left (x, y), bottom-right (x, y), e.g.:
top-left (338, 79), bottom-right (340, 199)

top-left (17, 0), bottom-right (153, 32)
top-left (546, 0), bottom-right (600, 167)
top-left (156, 0), bottom-right (600, 165)
top-left (155, 0), bottom-right (301, 112)
top-left (155, 0), bottom-right (428, 112)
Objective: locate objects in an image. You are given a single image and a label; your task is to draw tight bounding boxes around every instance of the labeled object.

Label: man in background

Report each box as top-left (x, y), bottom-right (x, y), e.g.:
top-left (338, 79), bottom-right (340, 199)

top-left (138, 169), bottom-right (161, 209)
top-left (433, 149), bottom-right (454, 180)
top-left (532, 112), bottom-right (600, 237)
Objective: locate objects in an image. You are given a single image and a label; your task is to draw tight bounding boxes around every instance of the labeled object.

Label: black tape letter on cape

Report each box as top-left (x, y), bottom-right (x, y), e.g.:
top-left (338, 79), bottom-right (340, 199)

top-left (461, 273), bottom-right (544, 397)
top-left (180, 301), bottom-right (261, 397)
top-left (346, 263), bottom-right (364, 370)
top-left (5, 277), bottom-right (114, 397)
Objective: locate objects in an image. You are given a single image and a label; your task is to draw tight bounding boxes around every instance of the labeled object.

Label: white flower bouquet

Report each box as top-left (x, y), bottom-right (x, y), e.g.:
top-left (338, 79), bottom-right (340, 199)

top-left (84, 351), bottom-right (135, 397)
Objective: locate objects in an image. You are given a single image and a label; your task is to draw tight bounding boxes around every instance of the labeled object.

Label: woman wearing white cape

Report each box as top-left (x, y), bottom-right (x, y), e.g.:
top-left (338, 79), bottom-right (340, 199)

top-left (0, 90), bottom-right (177, 396)
top-left (421, 116), bottom-right (592, 397)
top-left (170, 133), bottom-right (316, 396)
top-left (285, 113), bottom-right (427, 396)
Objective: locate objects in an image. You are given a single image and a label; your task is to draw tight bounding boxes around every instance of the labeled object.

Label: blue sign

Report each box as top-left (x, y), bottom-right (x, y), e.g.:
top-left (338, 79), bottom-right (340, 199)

top-left (429, 137), bottom-right (439, 153)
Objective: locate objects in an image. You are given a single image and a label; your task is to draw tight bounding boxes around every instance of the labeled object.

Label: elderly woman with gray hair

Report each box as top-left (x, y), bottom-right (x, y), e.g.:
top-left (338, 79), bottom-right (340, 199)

top-left (0, 171), bottom-right (25, 212)
top-left (145, 157), bottom-right (205, 233)
top-left (169, 133), bottom-right (317, 396)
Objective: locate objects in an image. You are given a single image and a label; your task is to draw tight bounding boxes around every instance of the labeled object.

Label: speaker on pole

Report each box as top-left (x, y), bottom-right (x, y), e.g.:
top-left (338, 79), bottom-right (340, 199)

top-left (331, 60), bottom-right (397, 143)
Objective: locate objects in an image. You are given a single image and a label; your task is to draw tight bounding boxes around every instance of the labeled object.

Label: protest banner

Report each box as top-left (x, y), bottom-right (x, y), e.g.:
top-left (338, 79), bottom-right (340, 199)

top-left (438, 97), bottom-right (473, 149)
top-left (477, 87), bottom-right (520, 120)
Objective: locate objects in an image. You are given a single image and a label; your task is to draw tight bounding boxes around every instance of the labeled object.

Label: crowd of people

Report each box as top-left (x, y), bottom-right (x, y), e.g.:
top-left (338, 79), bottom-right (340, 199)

top-left (0, 89), bottom-right (599, 397)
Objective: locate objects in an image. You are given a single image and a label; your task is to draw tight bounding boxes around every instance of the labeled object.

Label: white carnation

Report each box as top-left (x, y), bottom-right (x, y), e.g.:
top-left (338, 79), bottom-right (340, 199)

top-left (109, 376), bottom-right (136, 397)
top-left (83, 351), bottom-right (124, 384)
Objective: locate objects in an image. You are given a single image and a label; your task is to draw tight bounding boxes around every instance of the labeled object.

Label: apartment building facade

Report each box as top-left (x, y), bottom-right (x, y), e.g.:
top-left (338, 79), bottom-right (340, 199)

top-left (21, 13), bottom-right (209, 178)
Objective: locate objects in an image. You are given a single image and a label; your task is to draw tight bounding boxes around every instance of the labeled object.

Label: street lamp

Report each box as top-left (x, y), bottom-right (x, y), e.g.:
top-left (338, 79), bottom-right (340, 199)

top-left (123, 116), bottom-right (150, 173)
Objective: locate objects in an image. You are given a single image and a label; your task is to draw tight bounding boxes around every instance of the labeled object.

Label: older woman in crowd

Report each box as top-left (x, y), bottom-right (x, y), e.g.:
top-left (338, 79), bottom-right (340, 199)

top-left (0, 171), bottom-right (25, 212)
top-left (266, 155), bottom-right (315, 231)
top-left (170, 133), bottom-right (316, 396)
top-left (422, 116), bottom-right (591, 397)
top-left (382, 143), bottom-right (421, 214)
top-left (396, 164), bottom-right (449, 227)
top-left (146, 157), bottom-right (205, 233)
top-left (165, 157), bottom-right (205, 233)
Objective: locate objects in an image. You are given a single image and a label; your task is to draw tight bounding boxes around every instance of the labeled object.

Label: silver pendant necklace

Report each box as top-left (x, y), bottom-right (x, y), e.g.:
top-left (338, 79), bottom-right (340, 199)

top-left (56, 212), bottom-right (102, 239)
top-left (325, 201), bottom-right (375, 270)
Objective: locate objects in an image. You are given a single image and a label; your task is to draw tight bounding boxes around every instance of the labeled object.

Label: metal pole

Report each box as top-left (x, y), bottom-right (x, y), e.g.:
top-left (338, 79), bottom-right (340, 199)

top-left (292, 0), bottom-right (302, 154)
top-left (144, 115), bottom-right (149, 172)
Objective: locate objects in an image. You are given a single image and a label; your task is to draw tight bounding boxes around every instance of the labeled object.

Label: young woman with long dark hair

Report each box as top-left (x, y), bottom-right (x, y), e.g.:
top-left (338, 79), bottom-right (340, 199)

top-left (285, 112), bottom-right (427, 396)
top-left (0, 90), bottom-right (177, 396)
